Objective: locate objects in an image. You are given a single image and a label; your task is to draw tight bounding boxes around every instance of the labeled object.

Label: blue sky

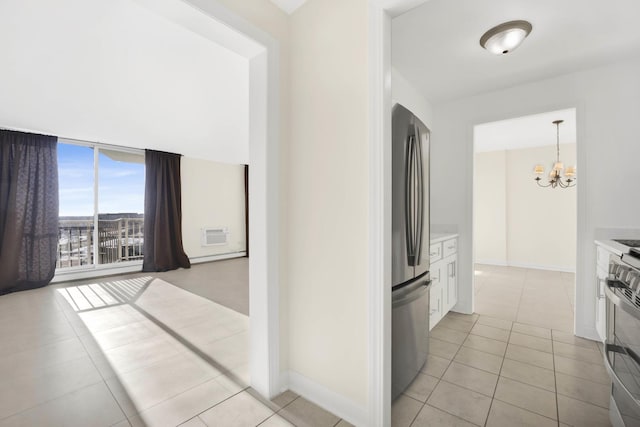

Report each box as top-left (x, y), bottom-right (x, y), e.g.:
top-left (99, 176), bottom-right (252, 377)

top-left (58, 143), bottom-right (145, 216)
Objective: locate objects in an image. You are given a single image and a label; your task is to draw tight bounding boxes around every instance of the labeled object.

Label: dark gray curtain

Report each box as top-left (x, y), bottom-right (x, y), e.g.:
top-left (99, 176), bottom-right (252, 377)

top-left (0, 130), bottom-right (59, 295)
top-left (142, 149), bottom-right (190, 272)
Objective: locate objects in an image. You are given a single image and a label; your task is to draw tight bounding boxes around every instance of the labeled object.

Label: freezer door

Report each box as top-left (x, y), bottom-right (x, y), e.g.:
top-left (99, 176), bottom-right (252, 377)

top-left (415, 118), bottom-right (430, 278)
top-left (392, 104), bottom-right (418, 286)
top-left (391, 276), bottom-right (430, 400)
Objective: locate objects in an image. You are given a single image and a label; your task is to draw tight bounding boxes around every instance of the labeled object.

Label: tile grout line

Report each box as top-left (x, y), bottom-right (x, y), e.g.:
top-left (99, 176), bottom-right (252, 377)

top-left (408, 314), bottom-right (483, 427)
top-left (482, 316), bottom-right (514, 427)
top-left (251, 395), bottom-right (301, 426)
top-left (62, 293), bottom-right (132, 424)
top-left (551, 335), bottom-right (560, 426)
top-left (512, 273), bottom-right (527, 328)
top-left (66, 289), bottom-right (253, 426)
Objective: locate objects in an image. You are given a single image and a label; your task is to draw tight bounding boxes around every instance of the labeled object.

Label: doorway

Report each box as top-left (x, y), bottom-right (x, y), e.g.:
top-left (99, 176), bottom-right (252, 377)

top-left (472, 108), bottom-right (577, 331)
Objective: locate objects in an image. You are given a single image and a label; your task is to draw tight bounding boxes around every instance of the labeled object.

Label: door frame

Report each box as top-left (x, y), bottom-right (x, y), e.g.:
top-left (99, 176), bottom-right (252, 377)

top-left (170, 0), bottom-right (282, 399)
top-left (367, 1), bottom-right (429, 426)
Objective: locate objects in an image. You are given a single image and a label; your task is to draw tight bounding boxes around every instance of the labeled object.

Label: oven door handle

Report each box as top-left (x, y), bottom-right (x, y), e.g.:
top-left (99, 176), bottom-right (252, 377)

top-left (605, 279), bottom-right (640, 321)
top-left (604, 343), bottom-right (640, 411)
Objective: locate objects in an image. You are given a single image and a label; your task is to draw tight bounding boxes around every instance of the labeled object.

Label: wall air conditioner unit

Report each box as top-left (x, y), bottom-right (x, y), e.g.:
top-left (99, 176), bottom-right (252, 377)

top-left (201, 227), bottom-right (229, 246)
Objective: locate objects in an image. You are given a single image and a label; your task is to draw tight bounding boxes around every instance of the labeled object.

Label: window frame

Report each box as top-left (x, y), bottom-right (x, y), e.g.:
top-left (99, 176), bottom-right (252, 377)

top-left (56, 138), bottom-right (145, 273)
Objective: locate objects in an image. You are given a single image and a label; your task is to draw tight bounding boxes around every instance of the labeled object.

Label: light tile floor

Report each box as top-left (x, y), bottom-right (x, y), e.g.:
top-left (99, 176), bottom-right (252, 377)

top-left (392, 265), bottom-right (611, 427)
top-left (474, 264), bottom-right (575, 332)
top-left (0, 271), bottom-right (348, 427)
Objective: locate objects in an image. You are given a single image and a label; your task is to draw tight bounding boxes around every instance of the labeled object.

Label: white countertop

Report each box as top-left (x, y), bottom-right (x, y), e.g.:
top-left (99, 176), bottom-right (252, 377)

top-left (431, 232), bottom-right (458, 244)
top-left (595, 239), bottom-right (629, 256)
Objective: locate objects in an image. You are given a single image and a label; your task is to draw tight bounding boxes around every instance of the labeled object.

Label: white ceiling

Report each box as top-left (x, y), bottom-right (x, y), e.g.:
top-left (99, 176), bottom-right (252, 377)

top-left (474, 108), bottom-right (576, 153)
top-left (392, 0), bottom-right (640, 103)
top-left (0, 0), bottom-right (253, 164)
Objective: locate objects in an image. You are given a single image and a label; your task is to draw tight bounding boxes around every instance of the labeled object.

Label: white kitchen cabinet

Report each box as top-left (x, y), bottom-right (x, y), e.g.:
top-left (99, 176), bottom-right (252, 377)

top-left (443, 254), bottom-right (457, 312)
top-left (442, 238), bottom-right (457, 258)
top-left (429, 242), bottom-right (442, 263)
top-left (429, 262), bottom-right (443, 329)
top-left (429, 236), bottom-right (458, 329)
top-left (595, 244), bottom-right (612, 342)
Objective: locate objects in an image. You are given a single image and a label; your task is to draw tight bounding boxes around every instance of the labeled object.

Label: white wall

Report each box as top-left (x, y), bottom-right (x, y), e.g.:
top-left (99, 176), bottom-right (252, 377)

top-left (200, 0), bottom-right (372, 421)
top-left (474, 150), bottom-right (507, 264)
top-left (287, 0), bottom-right (369, 411)
top-left (0, 0), bottom-right (250, 164)
top-left (392, 68), bottom-right (434, 129)
top-left (475, 146), bottom-right (577, 271)
top-left (181, 158), bottom-right (246, 259)
top-left (432, 57), bottom-right (640, 339)
top-left (507, 145), bottom-right (577, 271)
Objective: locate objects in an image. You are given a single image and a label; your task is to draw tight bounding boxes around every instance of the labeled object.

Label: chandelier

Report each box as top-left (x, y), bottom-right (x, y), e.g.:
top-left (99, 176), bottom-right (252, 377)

top-left (534, 119), bottom-right (576, 188)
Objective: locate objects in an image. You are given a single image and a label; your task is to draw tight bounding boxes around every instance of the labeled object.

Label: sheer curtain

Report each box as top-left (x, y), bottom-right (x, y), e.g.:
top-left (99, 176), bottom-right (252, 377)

top-left (142, 149), bottom-right (191, 272)
top-left (0, 130), bottom-right (59, 295)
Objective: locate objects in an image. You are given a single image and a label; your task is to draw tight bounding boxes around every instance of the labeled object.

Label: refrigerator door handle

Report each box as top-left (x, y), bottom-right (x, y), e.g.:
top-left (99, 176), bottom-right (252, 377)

top-left (414, 123), bottom-right (424, 266)
top-left (405, 134), bottom-right (415, 265)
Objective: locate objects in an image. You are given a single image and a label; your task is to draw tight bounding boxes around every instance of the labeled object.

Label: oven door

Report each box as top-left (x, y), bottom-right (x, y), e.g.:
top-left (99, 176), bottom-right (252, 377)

top-left (605, 279), bottom-right (640, 426)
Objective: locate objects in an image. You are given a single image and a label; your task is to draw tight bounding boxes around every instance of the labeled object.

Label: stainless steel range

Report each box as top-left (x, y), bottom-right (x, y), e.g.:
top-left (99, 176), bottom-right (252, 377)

top-left (605, 249), bottom-right (640, 426)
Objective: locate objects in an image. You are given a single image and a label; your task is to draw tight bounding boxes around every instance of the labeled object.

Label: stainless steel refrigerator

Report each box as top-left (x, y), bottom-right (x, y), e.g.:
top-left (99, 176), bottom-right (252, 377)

top-left (391, 103), bottom-right (431, 400)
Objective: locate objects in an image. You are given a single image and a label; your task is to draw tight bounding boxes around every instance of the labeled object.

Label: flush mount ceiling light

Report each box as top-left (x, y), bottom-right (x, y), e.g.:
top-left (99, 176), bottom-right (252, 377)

top-left (480, 20), bottom-right (532, 55)
top-left (534, 120), bottom-right (576, 189)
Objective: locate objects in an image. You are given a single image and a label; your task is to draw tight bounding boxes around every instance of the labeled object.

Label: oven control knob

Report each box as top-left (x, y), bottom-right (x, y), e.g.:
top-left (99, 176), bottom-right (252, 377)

top-left (611, 264), bottom-right (621, 277)
top-left (629, 272), bottom-right (640, 291)
top-left (619, 267), bottom-right (631, 281)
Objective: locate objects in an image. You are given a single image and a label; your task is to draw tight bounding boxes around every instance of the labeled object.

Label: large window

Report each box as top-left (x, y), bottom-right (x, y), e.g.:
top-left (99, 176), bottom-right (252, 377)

top-left (57, 142), bottom-right (144, 269)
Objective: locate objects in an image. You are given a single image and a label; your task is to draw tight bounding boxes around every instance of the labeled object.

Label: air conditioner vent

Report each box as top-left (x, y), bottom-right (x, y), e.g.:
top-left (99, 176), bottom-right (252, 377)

top-left (202, 228), bottom-right (228, 246)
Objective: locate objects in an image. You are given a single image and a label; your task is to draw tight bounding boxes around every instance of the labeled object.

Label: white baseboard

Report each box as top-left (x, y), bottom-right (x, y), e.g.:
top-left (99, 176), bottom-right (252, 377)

top-left (189, 251), bottom-right (246, 264)
top-left (475, 260), bottom-right (575, 273)
top-left (506, 262), bottom-right (576, 273)
top-left (575, 324), bottom-right (600, 341)
top-left (475, 259), bottom-right (508, 266)
top-left (284, 371), bottom-right (368, 427)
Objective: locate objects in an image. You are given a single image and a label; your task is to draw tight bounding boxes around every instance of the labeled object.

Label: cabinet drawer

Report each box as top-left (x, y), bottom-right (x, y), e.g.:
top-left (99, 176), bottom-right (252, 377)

top-left (429, 243), bottom-right (442, 263)
top-left (442, 238), bottom-right (457, 258)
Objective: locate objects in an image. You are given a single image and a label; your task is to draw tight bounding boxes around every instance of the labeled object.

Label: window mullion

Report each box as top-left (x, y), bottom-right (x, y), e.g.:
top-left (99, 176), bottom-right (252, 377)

top-left (93, 147), bottom-right (100, 266)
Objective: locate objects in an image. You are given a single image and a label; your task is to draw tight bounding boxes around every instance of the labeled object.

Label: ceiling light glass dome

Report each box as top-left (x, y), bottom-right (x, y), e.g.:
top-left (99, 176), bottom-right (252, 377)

top-left (480, 20), bottom-right (532, 55)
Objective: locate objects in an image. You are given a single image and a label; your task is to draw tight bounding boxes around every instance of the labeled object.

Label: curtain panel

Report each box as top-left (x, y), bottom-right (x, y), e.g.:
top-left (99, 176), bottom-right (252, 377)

top-left (0, 130), bottom-right (59, 295)
top-left (142, 149), bottom-right (190, 272)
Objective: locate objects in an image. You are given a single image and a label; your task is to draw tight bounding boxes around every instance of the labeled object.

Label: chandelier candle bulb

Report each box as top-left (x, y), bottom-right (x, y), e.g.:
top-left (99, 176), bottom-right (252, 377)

top-left (534, 165), bottom-right (544, 175)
